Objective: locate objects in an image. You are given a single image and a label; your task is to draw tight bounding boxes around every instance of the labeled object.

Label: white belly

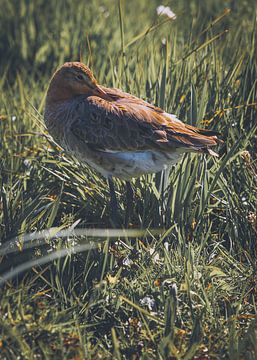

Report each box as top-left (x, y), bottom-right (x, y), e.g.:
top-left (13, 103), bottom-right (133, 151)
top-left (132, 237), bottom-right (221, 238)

top-left (85, 150), bottom-right (182, 180)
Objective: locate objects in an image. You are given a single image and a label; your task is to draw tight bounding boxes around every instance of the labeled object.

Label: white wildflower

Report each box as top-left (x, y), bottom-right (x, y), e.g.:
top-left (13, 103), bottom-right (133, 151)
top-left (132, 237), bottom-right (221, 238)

top-left (23, 159), bottom-right (31, 167)
top-left (241, 196), bottom-right (248, 206)
top-left (66, 236), bottom-right (77, 247)
top-left (140, 296), bottom-right (155, 311)
top-left (122, 256), bottom-right (133, 267)
top-left (156, 5), bottom-right (176, 19)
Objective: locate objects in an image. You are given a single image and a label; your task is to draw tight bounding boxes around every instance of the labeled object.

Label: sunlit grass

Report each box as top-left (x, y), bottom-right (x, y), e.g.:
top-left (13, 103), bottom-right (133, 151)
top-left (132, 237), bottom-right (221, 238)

top-left (0, 0), bottom-right (256, 358)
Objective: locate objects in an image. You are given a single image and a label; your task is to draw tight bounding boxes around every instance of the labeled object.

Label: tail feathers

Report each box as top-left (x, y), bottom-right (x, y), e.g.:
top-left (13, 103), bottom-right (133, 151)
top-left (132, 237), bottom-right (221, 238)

top-left (158, 121), bottom-right (223, 156)
top-left (198, 130), bottom-right (224, 145)
top-left (186, 124), bottom-right (224, 144)
top-left (196, 128), bottom-right (220, 137)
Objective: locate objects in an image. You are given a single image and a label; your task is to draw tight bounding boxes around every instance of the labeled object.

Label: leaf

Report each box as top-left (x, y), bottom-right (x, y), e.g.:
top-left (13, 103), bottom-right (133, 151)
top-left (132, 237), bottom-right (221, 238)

top-left (209, 267), bottom-right (227, 277)
top-left (190, 83), bottom-right (197, 125)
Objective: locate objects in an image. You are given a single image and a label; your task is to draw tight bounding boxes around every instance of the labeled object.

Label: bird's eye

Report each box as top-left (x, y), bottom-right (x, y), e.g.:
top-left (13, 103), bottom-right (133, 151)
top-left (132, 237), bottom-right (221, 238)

top-left (76, 74), bottom-right (83, 80)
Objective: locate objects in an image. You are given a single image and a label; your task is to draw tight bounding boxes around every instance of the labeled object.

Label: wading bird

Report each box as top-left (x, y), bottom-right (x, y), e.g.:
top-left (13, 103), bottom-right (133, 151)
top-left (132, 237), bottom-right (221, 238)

top-left (44, 62), bottom-right (221, 226)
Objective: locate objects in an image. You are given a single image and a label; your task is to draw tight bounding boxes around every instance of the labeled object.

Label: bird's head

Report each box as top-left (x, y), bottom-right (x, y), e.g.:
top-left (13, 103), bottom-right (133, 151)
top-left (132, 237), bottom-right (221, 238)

top-left (46, 62), bottom-right (109, 102)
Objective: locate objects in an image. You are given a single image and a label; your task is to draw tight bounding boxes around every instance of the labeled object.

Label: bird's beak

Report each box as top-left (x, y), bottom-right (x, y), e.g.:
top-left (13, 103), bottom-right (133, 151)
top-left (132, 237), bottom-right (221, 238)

top-left (93, 85), bottom-right (112, 101)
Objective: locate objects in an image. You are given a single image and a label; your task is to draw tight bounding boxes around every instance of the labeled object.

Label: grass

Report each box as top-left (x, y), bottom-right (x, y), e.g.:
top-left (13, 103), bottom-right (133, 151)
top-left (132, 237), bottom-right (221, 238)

top-left (0, 0), bottom-right (256, 358)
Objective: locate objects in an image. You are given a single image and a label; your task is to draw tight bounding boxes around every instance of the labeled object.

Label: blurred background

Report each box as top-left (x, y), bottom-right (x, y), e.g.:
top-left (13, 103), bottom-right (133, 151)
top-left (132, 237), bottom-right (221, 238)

top-left (1, 0), bottom-right (256, 78)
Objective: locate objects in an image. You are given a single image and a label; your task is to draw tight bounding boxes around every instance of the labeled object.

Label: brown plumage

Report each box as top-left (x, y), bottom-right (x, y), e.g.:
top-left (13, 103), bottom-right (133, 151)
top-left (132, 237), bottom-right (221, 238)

top-left (44, 62), bottom-right (222, 224)
top-left (45, 62), bottom-right (221, 179)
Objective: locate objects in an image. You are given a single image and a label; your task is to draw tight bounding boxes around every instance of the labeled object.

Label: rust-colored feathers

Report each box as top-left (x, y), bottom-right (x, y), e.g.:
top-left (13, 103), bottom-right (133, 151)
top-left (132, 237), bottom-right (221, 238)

top-left (44, 62), bottom-right (222, 179)
top-left (71, 88), bottom-right (221, 153)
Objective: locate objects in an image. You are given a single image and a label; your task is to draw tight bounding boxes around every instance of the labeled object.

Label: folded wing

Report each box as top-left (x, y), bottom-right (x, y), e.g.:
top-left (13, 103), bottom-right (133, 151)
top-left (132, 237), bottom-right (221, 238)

top-left (71, 88), bottom-right (221, 155)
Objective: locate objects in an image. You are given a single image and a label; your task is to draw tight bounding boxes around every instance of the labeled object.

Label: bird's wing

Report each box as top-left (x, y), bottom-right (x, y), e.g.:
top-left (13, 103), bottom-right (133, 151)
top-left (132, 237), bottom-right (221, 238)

top-left (71, 88), bottom-right (221, 153)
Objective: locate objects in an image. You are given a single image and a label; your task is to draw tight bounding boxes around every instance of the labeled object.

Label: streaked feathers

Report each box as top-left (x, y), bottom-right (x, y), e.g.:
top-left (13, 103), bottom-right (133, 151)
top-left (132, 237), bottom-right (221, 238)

top-left (44, 62), bottom-right (222, 179)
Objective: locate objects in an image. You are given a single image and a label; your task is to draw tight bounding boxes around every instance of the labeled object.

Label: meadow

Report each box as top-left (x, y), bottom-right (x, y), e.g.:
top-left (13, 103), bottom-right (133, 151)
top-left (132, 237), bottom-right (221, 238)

top-left (0, 0), bottom-right (256, 358)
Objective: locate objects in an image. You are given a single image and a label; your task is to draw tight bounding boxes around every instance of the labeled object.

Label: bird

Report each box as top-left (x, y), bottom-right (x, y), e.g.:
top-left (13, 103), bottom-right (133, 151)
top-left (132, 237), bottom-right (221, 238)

top-left (44, 62), bottom-right (222, 226)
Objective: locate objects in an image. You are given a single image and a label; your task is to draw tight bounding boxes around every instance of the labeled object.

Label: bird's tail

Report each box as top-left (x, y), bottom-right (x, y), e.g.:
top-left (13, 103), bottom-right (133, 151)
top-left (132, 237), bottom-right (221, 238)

top-left (195, 128), bottom-right (223, 143)
top-left (180, 125), bottom-right (223, 157)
